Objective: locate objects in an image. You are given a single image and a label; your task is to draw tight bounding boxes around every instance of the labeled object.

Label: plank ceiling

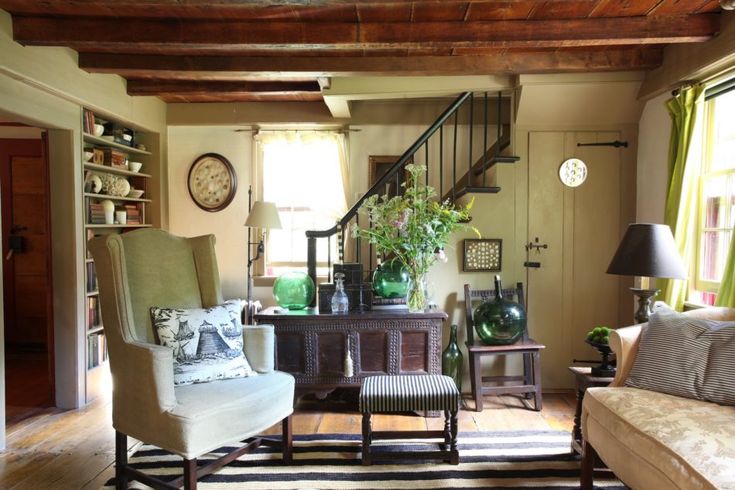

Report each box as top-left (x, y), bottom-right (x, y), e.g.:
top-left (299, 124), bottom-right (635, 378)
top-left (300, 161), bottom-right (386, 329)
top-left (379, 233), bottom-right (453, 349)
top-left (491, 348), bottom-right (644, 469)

top-left (0, 0), bottom-right (724, 103)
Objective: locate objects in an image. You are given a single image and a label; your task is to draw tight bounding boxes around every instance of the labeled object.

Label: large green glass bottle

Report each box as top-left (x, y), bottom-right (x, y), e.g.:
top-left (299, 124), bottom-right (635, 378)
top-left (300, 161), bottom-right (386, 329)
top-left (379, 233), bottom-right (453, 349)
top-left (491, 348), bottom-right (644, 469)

top-left (473, 275), bottom-right (526, 345)
top-left (372, 260), bottom-right (409, 298)
top-left (442, 324), bottom-right (463, 392)
top-left (272, 271), bottom-right (315, 310)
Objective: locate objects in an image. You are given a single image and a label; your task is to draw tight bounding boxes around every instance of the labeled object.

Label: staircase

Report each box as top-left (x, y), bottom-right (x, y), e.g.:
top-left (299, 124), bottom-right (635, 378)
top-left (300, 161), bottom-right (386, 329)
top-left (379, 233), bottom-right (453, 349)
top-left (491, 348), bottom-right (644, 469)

top-left (305, 91), bottom-right (519, 297)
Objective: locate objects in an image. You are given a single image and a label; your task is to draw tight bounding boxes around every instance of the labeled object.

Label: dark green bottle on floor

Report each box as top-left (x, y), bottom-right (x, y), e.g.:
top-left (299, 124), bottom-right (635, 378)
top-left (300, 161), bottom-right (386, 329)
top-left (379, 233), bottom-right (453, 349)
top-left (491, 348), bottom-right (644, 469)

top-left (442, 324), bottom-right (463, 392)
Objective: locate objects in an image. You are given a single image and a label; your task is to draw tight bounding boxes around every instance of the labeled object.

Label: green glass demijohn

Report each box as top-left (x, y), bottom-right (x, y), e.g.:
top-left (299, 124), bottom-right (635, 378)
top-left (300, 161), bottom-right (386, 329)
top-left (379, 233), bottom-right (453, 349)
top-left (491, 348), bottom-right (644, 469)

top-left (442, 324), bottom-right (464, 392)
top-left (473, 275), bottom-right (527, 345)
top-left (371, 260), bottom-right (409, 298)
top-left (272, 271), bottom-right (315, 310)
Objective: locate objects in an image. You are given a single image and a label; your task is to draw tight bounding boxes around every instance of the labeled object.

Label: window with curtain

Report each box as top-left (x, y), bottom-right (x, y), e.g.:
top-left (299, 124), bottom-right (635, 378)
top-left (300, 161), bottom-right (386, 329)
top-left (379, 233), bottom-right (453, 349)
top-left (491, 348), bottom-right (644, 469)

top-left (257, 131), bottom-right (349, 277)
top-left (692, 88), bottom-right (735, 305)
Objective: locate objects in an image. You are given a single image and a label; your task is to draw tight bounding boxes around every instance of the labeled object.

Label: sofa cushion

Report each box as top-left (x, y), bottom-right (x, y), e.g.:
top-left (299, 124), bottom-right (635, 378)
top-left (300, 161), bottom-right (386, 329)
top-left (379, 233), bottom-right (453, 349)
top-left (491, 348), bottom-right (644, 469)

top-left (151, 300), bottom-right (253, 386)
top-left (624, 306), bottom-right (735, 405)
top-left (584, 387), bottom-right (735, 489)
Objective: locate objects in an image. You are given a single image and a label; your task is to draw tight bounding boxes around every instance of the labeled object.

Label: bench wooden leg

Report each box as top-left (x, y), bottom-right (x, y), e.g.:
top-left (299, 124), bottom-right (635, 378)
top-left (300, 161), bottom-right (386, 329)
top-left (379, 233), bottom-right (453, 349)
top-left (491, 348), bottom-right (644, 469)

top-left (361, 412), bottom-right (372, 466)
top-left (183, 458), bottom-right (197, 490)
top-left (449, 409), bottom-right (459, 465)
top-left (580, 440), bottom-right (597, 490)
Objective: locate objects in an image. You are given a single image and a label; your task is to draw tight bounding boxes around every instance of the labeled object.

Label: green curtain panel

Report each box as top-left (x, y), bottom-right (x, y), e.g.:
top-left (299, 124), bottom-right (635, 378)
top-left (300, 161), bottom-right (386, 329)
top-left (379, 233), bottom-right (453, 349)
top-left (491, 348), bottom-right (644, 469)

top-left (660, 85), bottom-right (705, 310)
top-left (716, 241), bottom-right (735, 307)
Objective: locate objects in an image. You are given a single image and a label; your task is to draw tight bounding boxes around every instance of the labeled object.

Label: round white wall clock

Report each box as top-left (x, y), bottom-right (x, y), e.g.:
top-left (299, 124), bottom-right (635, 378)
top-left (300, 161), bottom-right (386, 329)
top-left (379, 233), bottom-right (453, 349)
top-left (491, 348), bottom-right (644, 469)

top-left (187, 153), bottom-right (237, 212)
top-left (558, 158), bottom-right (588, 187)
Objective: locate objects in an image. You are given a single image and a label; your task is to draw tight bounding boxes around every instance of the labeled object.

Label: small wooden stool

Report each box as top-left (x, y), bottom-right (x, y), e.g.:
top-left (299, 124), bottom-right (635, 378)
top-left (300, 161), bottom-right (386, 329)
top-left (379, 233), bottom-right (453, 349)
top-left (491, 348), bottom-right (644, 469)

top-left (359, 375), bottom-right (460, 465)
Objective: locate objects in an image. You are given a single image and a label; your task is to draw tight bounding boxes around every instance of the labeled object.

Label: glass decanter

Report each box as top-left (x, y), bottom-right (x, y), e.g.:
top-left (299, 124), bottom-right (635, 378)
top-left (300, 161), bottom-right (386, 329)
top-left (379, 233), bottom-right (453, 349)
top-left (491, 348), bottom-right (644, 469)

top-left (331, 272), bottom-right (349, 314)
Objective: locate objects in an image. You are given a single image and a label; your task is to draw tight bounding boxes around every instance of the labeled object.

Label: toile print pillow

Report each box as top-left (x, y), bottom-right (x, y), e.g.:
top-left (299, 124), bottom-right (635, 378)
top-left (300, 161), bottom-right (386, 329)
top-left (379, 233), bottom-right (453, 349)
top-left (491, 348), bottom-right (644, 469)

top-left (151, 299), bottom-right (255, 386)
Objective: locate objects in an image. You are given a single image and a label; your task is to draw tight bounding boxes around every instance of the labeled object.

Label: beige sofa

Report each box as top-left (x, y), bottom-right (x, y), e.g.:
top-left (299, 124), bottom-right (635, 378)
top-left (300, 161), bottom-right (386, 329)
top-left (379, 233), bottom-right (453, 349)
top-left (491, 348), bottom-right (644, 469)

top-left (581, 307), bottom-right (735, 490)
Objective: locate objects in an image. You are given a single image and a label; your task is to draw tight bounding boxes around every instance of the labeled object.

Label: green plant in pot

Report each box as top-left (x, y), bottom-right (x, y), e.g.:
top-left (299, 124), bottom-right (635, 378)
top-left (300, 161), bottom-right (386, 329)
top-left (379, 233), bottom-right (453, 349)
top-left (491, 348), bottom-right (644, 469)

top-left (586, 326), bottom-right (616, 377)
top-left (353, 164), bottom-right (477, 312)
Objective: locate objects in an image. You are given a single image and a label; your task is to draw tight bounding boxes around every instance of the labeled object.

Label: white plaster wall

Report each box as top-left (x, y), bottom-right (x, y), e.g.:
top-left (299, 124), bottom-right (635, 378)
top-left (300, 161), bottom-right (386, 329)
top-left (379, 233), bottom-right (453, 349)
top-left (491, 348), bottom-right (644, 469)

top-left (636, 92), bottom-right (671, 224)
top-left (167, 127), bottom-right (252, 300)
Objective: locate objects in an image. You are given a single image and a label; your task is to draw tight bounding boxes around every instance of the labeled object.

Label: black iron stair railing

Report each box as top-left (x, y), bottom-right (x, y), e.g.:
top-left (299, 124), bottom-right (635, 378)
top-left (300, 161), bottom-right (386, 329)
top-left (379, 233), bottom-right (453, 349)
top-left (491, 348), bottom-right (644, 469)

top-left (305, 91), bottom-right (518, 302)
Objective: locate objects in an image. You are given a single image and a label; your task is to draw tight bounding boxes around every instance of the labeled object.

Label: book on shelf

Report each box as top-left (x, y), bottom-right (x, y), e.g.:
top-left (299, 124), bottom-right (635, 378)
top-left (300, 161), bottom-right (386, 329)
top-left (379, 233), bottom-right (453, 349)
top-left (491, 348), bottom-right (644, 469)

top-left (87, 296), bottom-right (100, 327)
top-left (83, 109), bottom-right (95, 134)
top-left (88, 202), bottom-right (106, 224)
top-left (88, 333), bottom-right (108, 369)
top-left (124, 203), bottom-right (143, 224)
top-left (86, 261), bottom-right (97, 292)
top-left (103, 148), bottom-right (128, 168)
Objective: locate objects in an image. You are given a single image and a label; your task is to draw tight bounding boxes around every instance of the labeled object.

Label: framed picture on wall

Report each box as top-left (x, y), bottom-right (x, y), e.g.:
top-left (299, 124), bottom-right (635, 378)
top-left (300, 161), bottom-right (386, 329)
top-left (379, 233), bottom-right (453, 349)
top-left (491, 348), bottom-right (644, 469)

top-left (463, 238), bottom-right (502, 272)
top-left (368, 155), bottom-right (413, 198)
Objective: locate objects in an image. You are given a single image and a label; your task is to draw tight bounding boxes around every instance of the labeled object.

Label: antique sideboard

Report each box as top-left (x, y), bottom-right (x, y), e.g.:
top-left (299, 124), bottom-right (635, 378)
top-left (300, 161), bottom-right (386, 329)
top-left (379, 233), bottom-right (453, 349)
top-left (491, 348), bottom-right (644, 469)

top-left (253, 307), bottom-right (447, 398)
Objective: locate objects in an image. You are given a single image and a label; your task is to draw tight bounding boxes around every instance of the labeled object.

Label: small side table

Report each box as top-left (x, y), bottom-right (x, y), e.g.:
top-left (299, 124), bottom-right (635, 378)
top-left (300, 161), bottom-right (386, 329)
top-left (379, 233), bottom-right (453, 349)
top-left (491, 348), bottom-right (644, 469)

top-left (568, 366), bottom-right (614, 454)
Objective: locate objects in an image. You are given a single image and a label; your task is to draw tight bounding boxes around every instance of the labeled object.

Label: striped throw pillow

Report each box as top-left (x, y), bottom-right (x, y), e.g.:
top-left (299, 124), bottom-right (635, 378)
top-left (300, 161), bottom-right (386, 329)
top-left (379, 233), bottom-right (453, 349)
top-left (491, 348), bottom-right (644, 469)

top-left (625, 307), bottom-right (735, 406)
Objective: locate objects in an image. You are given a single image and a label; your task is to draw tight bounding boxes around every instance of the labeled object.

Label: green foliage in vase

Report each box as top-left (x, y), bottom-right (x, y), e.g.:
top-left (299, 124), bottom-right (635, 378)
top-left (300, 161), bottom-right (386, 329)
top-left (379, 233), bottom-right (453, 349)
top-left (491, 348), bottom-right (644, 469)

top-left (353, 164), bottom-right (479, 281)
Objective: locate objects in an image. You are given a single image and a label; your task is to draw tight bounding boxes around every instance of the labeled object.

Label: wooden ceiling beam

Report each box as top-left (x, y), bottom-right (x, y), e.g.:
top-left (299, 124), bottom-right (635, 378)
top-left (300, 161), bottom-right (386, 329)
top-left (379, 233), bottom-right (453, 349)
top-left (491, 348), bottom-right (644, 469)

top-left (79, 47), bottom-right (664, 78)
top-left (126, 80), bottom-right (322, 96)
top-left (13, 15), bottom-right (717, 49)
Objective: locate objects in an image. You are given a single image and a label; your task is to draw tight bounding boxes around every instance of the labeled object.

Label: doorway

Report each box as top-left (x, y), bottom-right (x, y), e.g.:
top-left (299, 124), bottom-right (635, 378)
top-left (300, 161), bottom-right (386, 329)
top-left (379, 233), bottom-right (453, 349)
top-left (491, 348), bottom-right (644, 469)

top-left (526, 131), bottom-right (625, 390)
top-left (0, 131), bottom-right (55, 425)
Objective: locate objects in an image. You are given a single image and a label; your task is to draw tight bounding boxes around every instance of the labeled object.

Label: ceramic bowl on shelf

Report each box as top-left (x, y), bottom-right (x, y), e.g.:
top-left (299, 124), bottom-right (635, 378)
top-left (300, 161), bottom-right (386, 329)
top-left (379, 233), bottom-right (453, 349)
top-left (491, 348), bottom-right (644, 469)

top-left (83, 150), bottom-right (94, 162)
top-left (127, 189), bottom-right (144, 199)
top-left (128, 161), bottom-right (143, 173)
top-left (93, 124), bottom-right (105, 137)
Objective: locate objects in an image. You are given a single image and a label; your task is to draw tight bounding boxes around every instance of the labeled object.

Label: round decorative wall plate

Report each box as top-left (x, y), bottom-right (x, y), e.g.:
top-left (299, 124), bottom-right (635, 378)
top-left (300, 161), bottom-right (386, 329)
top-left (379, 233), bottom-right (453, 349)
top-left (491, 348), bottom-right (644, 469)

top-left (187, 153), bottom-right (237, 212)
top-left (558, 158), bottom-right (588, 187)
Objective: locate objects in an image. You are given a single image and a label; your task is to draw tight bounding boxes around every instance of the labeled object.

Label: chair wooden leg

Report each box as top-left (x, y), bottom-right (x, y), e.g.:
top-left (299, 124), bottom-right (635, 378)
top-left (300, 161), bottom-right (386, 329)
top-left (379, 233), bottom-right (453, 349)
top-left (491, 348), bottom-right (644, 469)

top-left (282, 415), bottom-right (293, 464)
top-left (183, 458), bottom-right (197, 490)
top-left (470, 353), bottom-right (483, 411)
top-left (115, 431), bottom-right (128, 490)
top-left (580, 440), bottom-right (596, 490)
top-left (532, 350), bottom-right (543, 411)
top-left (449, 409), bottom-right (459, 465)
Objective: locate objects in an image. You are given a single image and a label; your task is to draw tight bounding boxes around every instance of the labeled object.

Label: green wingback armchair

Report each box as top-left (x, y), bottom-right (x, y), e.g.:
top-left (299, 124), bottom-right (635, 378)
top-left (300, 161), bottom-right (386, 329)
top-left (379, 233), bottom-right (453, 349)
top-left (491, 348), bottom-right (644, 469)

top-left (89, 229), bottom-right (294, 490)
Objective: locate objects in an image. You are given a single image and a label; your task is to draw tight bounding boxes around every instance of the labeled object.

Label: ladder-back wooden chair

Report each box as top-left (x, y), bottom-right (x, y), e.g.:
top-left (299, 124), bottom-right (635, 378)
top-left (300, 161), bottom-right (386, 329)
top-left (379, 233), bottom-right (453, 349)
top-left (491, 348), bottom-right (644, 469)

top-left (464, 282), bottom-right (545, 411)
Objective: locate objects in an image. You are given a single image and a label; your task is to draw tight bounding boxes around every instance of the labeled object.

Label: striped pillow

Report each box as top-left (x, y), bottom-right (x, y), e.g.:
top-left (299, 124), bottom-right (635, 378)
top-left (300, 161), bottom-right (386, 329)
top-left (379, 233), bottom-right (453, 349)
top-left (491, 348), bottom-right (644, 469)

top-left (625, 307), bottom-right (735, 406)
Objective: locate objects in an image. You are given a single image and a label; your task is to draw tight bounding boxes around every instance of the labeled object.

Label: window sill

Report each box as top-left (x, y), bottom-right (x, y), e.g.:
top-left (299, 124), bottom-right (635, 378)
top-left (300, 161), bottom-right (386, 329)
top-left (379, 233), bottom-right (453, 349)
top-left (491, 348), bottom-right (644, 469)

top-left (683, 301), bottom-right (708, 311)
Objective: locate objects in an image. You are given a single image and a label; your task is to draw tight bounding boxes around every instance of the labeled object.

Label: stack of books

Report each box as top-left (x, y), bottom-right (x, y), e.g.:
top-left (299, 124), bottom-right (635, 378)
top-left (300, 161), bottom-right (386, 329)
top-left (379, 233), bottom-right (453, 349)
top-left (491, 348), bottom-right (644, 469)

top-left (87, 333), bottom-right (108, 368)
top-left (86, 262), bottom-right (97, 292)
top-left (103, 148), bottom-right (127, 168)
top-left (372, 296), bottom-right (408, 310)
top-left (87, 296), bottom-right (100, 327)
top-left (124, 204), bottom-right (142, 224)
top-left (83, 109), bottom-right (96, 134)
top-left (88, 202), bottom-right (106, 224)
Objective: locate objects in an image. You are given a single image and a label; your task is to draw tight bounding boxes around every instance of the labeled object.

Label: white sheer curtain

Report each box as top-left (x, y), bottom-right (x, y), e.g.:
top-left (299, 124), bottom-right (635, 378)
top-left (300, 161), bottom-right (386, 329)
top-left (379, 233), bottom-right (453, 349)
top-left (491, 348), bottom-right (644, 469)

top-left (254, 130), bottom-right (351, 273)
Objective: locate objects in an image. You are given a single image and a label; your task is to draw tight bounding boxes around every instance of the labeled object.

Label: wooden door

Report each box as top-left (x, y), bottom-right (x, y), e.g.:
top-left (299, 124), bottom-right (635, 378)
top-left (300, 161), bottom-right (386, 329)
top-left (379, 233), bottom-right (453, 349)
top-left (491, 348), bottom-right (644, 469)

top-left (527, 132), bottom-right (621, 389)
top-left (0, 136), bottom-right (54, 401)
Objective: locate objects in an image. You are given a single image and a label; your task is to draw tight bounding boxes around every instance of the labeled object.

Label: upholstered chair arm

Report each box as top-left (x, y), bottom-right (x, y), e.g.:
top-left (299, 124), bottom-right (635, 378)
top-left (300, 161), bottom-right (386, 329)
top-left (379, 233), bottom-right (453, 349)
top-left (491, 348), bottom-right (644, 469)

top-left (243, 324), bottom-right (276, 373)
top-left (609, 325), bottom-right (643, 387)
top-left (114, 341), bottom-right (177, 414)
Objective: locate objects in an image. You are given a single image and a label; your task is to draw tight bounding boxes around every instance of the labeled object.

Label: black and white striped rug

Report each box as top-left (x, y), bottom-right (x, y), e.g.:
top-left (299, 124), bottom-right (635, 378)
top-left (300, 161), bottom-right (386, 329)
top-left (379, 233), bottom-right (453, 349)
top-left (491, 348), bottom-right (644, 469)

top-left (105, 431), bottom-right (624, 489)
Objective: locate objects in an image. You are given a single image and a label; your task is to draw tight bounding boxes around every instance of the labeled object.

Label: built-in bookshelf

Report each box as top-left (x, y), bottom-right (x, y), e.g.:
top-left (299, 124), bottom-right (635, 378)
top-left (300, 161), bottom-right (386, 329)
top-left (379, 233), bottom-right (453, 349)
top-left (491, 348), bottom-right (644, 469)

top-left (81, 108), bottom-right (159, 402)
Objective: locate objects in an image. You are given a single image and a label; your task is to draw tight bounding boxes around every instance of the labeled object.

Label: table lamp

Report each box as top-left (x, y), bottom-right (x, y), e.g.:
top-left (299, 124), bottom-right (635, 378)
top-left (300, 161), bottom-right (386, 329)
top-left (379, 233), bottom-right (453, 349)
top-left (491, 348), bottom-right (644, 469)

top-left (606, 223), bottom-right (687, 323)
top-left (244, 189), bottom-right (282, 324)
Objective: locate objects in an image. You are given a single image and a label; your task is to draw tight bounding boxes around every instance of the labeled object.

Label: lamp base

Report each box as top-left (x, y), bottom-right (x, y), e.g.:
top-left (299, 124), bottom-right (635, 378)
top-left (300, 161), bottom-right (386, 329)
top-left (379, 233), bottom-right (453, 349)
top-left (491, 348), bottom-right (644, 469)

top-left (630, 288), bottom-right (659, 324)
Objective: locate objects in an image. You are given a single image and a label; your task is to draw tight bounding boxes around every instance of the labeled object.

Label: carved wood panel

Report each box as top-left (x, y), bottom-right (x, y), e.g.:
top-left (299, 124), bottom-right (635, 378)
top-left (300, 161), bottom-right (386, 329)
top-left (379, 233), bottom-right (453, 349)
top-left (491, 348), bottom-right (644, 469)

top-left (254, 308), bottom-right (446, 393)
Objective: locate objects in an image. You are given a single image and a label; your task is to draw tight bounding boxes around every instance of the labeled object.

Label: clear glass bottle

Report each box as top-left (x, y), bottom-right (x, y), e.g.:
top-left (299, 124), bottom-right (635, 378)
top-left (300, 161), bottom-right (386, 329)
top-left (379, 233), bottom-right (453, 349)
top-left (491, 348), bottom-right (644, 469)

top-left (331, 272), bottom-right (349, 314)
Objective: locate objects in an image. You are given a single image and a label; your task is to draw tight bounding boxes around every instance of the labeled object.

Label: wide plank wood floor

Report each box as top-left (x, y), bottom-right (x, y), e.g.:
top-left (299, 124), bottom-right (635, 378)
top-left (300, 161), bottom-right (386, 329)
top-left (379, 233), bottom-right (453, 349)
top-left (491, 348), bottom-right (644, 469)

top-left (0, 390), bottom-right (576, 489)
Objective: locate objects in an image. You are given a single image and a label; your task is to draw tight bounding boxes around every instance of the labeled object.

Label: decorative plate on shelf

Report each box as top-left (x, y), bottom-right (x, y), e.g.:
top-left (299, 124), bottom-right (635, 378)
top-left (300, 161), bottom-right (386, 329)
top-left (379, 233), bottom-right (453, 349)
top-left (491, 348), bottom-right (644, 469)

top-left (187, 153), bottom-right (237, 212)
top-left (463, 238), bottom-right (502, 272)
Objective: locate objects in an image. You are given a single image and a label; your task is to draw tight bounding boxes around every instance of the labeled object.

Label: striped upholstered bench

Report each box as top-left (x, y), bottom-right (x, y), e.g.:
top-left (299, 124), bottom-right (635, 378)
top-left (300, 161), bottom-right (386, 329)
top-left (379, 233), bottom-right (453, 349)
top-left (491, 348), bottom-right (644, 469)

top-left (359, 374), bottom-right (460, 465)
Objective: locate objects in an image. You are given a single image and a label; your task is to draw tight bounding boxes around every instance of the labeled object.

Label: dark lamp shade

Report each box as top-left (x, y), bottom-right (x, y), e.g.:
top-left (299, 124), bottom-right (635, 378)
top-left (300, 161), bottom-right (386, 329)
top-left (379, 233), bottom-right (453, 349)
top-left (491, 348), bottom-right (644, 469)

top-left (606, 223), bottom-right (687, 280)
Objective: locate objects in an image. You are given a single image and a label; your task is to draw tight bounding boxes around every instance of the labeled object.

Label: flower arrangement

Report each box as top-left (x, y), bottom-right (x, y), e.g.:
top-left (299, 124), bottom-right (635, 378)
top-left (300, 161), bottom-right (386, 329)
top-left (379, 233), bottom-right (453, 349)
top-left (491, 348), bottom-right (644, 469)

top-left (353, 164), bottom-right (478, 311)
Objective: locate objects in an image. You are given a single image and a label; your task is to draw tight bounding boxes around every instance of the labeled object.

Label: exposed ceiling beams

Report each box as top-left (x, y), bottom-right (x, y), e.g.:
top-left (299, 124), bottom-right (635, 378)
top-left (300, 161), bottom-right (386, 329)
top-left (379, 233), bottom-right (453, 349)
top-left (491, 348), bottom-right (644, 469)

top-left (0, 0), bottom-right (724, 107)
